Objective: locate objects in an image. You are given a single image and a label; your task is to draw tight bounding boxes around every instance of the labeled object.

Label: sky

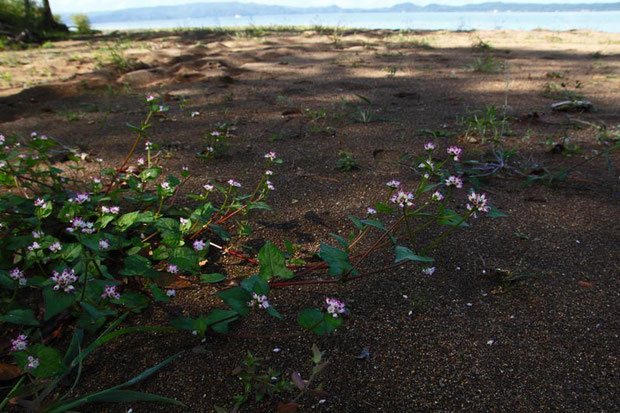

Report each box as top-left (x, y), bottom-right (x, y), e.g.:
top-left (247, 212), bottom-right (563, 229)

top-left (49, 0), bottom-right (620, 13)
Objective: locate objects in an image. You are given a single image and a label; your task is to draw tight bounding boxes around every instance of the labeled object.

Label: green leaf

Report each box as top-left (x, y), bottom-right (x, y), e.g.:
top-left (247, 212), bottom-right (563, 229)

top-left (319, 243), bottom-right (357, 276)
top-left (487, 205), bottom-right (507, 218)
top-left (374, 202), bottom-right (393, 214)
top-left (438, 209), bottom-right (469, 227)
top-left (75, 390), bottom-right (183, 405)
top-left (200, 273), bottom-right (226, 283)
top-left (247, 202), bottom-right (272, 211)
top-left (0, 308), bottom-right (40, 326)
top-left (120, 255), bottom-right (158, 277)
top-left (168, 247), bottom-right (198, 274)
top-left (215, 287), bottom-right (252, 316)
top-left (360, 219), bottom-right (395, 243)
top-left (150, 284), bottom-right (171, 303)
top-left (240, 275), bottom-right (269, 295)
top-left (394, 246), bottom-right (434, 263)
top-left (115, 211), bottom-right (140, 232)
top-left (298, 309), bottom-right (342, 335)
top-left (43, 288), bottom-right (76, 321)
top-left (139, 167), bottom-right (162, 181)
top-left (14, 344), bottom-right (66, 379)
top-left (258, 242), bottom-right (294, 280)
top-left (117, 291), bottom-right (149, 313)
top-left (348, 215), bottom-right (363, 230)
top-left (329, 233), bottom-right (349, 249)
top-left (209, 224), bottom-right (231, 242)
top-left (80, 302), bottom-right (116, 321)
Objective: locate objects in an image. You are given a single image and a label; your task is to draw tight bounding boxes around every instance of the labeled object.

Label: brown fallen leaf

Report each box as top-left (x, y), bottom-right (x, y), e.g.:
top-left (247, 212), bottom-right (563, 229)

top-left (277, 402), bottom-right (300, 413)
top-left (156, 274), bottom-right (193, 289)
top-left (578, 280), bottom-right (593, 288)
top-left (0, 363), bottom-right (23, 381)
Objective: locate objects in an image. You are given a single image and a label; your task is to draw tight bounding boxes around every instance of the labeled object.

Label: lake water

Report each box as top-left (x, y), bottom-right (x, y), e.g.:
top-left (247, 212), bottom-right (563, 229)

top-left (91, 11), bottom-right (620, 33)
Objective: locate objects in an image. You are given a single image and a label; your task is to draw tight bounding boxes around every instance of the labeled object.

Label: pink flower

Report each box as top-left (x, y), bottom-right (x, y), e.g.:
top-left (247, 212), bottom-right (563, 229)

top-left (166, 264), bottom-right (178, 274)
top-left (203, 184), bottom-right (214, 191)
top-left (26, 356), bottom-right (40, 369)
top-left (431, 191), bottom-right (444, 201)
top-left (99, 239), bottom-right (110, 250)
top-left (227, 179), bottom-right (241, 188)
top-left (467, 191), bottom-right (491, 215)
top-left (264, 152), bottom-right (277, 161)
top-left (193, 239), bottom-right (206, 251)
top-left (386, 180), bottom-right (401, 189)
top-left (444, 176), bottom-right (463, 189)
top-left (424, 142), bottom-right (435, 151)
top-left (265, 181), bottom-right (275, 190)
top-left (325, 297), bottom-right (346, 318)
top-left (367, 207), bottom-right (377, 215)
top-left (248, 293), bottom-right (270, 309)
top-left (166, 289), bottom-right (176, 297)
top-left (49, 241), bottom-right (62, 253)
top-left (10, 334), bottom-right (28, 352)
top-left (101, 285), bottom-right (120, 300)
top-left (265, 170), bottom-right (273, 176)
top-left (9, 268), bottom-right (26, 286)
top-left (390, 190), bottom-right (415, 208)
top-left (447, 146), bottom-right (463, 162)
top-left (146, 94), bottom-right (156, 102)
top-left (50, 268), bottom-right (78, 293)
top-left (34, 198), bottom-right (47, 208)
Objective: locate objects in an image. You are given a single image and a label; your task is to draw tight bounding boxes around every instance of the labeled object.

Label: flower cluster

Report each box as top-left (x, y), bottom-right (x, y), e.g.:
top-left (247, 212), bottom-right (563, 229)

top-left (26, 356), bottom-right (40, 370)
top-left (424, 142), bottom-right (435, 151)
top-left (467, 191), bottom-right (491, 215)
top-left (49, 241), bottom-right (62, 253)
top-left (11, 334), bottom-right (28, 351)
top-left (390, 190), bottom-right (415, 208)
top-left (166, 264), bottom-right (178, 274)
top-left (264, 151), bottom-right (277, 161)
top-left (447, 146), bottom-right (463, 162)
top-left (193, 239), bottom-right (206, 251)
top-left (67, 217), bottom-right (95, 234)
top-left (386, 179), bottom-right (401, 189)
top-left (101, 205), bottom-right (120, 214)
top-left (248, 293), bottom-right (270, 309)
top-left (101, 285), bottom-right (120, 300)
top-left (50, 268), bottom-right (78, 293)
top-left (444, 176), bottom-right (463, 189)
top-left (431, 191), bottom-right (444, 201)
top-left (68, 192), bottom-right (91, 204)
top-left (9, 268), bottom-right (26, 286)
top-left (34, 198), bottom-right (48, 208)
top-left (227, 179), bottom-right (241, 188)
top-left (325, 297), bottom-right (346, 318)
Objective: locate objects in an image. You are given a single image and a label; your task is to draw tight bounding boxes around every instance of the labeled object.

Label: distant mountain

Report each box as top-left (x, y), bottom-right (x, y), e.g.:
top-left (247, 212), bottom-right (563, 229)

top-left (74, 2), bottom-right (620, 23)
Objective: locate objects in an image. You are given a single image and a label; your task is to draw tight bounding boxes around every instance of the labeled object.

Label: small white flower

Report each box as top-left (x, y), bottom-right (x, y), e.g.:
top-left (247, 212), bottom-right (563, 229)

top-left (49, 241), bottom-right (62, 253)
top-left (191, 111), bottom-right (200, 117)
top-left (366, 207), bottom-right (377, 215)
top-left (422, 267), bottom-right (436, 276)
top-left (166, 289), bottom-right (176, 297)
top-left (99, 239), bottom-right (110, 250)
top-left (27, 356), bottom-right (40, 370)
top-left (193, 239), bottom-right (206, 251)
